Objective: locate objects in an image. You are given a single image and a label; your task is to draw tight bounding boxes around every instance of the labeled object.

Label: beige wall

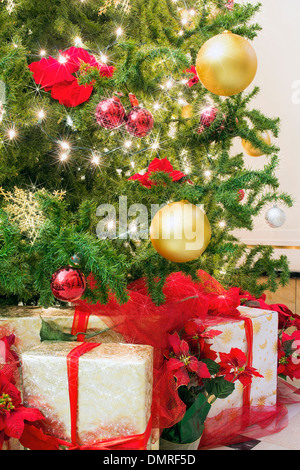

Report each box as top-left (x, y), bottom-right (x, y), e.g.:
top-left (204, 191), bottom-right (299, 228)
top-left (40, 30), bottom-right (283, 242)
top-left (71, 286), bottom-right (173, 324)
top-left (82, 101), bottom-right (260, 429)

top-left (232, 0), bottom-right (300, 271)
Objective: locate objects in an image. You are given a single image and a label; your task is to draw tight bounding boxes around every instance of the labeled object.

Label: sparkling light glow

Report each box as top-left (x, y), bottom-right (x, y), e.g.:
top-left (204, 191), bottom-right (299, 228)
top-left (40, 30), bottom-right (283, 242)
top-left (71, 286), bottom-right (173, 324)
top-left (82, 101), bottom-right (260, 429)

top-left (58, 54), bottom-right (68, 64)
top-left (91, 152), bottom-right (100, 165)
top-left (59, 140), bottom-right (71, 150)
top-left (59, 153), bottom-right (69, 162)
top-left (204, 169), bottom-right (212, 178)
top-left (37, 109), bottom-right (46, 120)
top-left (116, 27), bottom-right (123, 37)
top-left (39, 49), bottom-right (47, 57)
top-left (7, 128), bottom-right (17, 140)
top-left (74, 36), bottom-right (83, 47)
top-left (219, 220), bottom-right (227, 229)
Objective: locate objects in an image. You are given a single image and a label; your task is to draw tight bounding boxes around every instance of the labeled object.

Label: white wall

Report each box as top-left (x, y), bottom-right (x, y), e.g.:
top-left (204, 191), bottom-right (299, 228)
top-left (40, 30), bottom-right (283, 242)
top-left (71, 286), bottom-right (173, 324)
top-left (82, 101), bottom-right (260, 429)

top-left (232, 0), bottom-right (300, 270)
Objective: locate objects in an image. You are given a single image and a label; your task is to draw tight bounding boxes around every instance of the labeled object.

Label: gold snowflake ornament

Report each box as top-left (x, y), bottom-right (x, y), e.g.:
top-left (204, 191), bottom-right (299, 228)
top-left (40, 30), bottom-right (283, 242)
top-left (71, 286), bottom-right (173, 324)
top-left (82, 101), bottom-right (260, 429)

top-left (0, 187), bottom-right (65, 243)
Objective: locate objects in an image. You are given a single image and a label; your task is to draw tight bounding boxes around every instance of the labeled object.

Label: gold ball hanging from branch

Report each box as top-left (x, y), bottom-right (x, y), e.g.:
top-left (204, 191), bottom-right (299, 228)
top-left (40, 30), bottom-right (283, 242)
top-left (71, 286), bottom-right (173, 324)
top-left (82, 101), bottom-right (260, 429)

top-left (196, 31), bottom-right (258, 96)
top-left (241, 131), bottom-right (271, 157)
top-left (150, 200), bottom-right (211, 263)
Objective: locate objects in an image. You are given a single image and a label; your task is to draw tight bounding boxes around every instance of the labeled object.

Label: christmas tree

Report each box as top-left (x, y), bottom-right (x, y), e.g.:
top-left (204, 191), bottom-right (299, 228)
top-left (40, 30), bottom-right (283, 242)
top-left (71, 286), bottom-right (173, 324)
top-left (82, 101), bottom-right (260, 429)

top-left (0, 0), bottom-right (293, 307)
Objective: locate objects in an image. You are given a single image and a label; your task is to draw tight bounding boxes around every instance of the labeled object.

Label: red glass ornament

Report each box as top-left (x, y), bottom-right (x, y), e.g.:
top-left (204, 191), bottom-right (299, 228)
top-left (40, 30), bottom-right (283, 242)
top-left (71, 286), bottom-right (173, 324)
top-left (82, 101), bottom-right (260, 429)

top-left (50, 266), bottom-right (86, 302)
top-left (200, 106), bottom-right (218, 127)
top-left (238, 189), bottom-right (245, 201)
top-left (95, 96), bottom-right (126, 129)
top-left (125, 94), bottom-right (154, 138)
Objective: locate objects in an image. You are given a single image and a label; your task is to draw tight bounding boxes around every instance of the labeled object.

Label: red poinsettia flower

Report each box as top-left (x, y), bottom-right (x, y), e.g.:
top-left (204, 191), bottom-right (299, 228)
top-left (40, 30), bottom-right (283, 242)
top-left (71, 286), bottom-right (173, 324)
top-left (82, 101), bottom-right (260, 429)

top-left (0, 371), bottom-right (45, 449)
top-left (183, 66), bottom-right (199, 87)
top-left (28, 47), bottom-right (115, 107)
top-left (166, 332), bottom-right (211, 388)
top-left (218, 348), bottom-right (263, 387)
top-left (207, 287), bottom-right (241, 317)
top-left (184, 318), bottom-right (222, 360)
top-left (0, 334), bottom-right (19, 384)
top-left (278, 331), bottom-right (300, 380)
top-left (128, 157), bottom-right (188, 188)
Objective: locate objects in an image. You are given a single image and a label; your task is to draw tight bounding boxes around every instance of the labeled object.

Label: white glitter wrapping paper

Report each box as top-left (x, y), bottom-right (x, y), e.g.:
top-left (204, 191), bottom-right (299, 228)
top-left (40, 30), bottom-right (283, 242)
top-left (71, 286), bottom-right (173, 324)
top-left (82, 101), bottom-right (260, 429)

top-left (205, 306), bottom-right (278, 418)
top-left (21, 341), bottom-right (153, 447)
top-left (0, 306), bottom-right (114, 354)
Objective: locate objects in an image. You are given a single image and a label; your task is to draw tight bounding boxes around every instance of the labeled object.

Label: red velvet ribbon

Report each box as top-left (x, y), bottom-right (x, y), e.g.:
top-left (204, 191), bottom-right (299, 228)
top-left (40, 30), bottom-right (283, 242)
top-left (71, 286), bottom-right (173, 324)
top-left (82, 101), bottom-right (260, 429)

top-left (59, 341), bottom-right (151, 450)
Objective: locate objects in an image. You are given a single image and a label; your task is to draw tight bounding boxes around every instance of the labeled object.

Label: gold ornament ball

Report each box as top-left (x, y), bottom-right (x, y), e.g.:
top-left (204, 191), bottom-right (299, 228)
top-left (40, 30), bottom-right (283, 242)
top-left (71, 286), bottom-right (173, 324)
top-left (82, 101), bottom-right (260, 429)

top-left (241, 131), bottom-right (271, 157)
top-left (150, 200), bottom-right (211, 263)
top-left (196, 31), bottom-right (258, 96)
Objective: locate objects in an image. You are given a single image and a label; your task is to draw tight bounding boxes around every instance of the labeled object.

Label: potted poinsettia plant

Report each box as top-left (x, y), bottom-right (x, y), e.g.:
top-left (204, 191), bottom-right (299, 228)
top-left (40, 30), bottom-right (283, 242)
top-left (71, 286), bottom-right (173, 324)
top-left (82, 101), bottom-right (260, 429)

top-left (160, 318), bottom-right (263, 450)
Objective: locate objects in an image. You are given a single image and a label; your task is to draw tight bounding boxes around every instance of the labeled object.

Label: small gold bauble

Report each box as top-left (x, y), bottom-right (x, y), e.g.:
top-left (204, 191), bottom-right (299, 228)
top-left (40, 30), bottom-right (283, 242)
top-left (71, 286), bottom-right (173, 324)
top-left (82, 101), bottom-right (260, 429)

top-left (196, 31), bottom-right (258, 96)
top-left (150, 200), bottom-right (211, 263)
top-left (181, 104), bottom-right (193, 119)
top-left (241, 131), bottom-right (271, 157)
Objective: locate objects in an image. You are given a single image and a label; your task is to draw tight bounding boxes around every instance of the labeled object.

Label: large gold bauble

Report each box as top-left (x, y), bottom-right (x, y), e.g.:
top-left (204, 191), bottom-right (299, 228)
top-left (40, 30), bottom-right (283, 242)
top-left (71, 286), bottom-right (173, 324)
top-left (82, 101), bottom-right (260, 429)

top-left (150, 200), bottom-right (211, 263)
top-left (241, 131), bottom-right (271, 157)
top-left (196, 31), bottom-right (258, 96)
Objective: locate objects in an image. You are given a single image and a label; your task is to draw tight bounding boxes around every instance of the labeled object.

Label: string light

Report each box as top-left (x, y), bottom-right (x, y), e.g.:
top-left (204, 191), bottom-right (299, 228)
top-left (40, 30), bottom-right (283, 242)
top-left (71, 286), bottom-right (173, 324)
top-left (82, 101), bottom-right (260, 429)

top-left (204, 169), bottom-right (212, 178)
top-left (59, 140), bottom-right (71, 151)
top-left (58, 54), bottom-right (68, 64)
top-left (100, 53), bottom-right (108, 64)
top-left (153, 102), bottom-right (161, 111)
top-left (37, 109), bottom-right (46, 121)
top-left (219, 220), bottom-right (227, 229)
top-left (7, 128), bottom-right (17, 140)
top-left (74, 36), bottom-right (83, 47)
top-left (124, 140), bottom-right (132, 149)
top-left (59, 152), bottom-right (69, 162)
top-left (91, 151), bottom-right (100, 165)
top-left (116, 27), bottom-right (123, 37)
top-left (39, 49), bottom-right (47, 57)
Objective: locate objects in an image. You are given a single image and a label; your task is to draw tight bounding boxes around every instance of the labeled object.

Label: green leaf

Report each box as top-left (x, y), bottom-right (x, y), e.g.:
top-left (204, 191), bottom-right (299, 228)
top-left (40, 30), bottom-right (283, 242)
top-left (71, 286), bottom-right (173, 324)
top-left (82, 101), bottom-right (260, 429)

top-left (201, 358), bottom-right (220, 375)
top-left (39, 318), bottom-right (77, 342)
top-left (203, 377), bottom-right (235, 400)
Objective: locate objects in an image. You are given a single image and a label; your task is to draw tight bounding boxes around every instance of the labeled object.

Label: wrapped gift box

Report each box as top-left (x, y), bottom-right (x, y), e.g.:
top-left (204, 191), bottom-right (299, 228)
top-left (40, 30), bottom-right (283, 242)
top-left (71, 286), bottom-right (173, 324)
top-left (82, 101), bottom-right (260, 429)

top-left (0, 306), bottom-right (116, 355)
top-left (205, 305), bottom-right (278, 418)
top-left (21, 341), bottom-right (154, 449)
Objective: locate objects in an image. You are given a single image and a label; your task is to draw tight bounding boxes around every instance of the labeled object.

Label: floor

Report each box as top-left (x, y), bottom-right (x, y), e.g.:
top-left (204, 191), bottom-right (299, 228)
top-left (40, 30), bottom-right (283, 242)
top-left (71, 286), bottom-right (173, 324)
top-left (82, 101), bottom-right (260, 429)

top-left (208, 378), bottom-right (300, 450)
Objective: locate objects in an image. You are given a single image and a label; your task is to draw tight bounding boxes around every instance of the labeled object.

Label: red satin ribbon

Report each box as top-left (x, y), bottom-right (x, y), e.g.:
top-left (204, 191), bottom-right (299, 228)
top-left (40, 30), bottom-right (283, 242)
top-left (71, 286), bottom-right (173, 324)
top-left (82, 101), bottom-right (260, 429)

top-left (63, 341), bottom-right (151, 450)
top-left (242, 317), bottom-right (254, 407)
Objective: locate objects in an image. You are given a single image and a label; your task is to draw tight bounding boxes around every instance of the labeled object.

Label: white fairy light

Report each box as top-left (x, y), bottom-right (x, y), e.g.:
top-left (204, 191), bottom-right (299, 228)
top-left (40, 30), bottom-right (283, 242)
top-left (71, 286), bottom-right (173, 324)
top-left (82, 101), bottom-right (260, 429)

top-left (58, 54), bottom-right (68, 64)
top-left (59, 152), bottom-right (69, 162)
top-left (219, 220), bottom-right (227, 229)
top-left (116, 27), bottom-right (123, 37)
top-left (165, 79), bottom-right (173, 90)
top-left (177, 98), bottom-right (188, 106)
top-left (153, 102), bottom-right (161, 111)
top-left (204, 169), bottom-right (211, 178)
top-left (124, 140), bottom-right (132, 148)
top-left (130, 161), bottom-right (135, 168)
top-left (59, 140), bottom-right (71, 151)
top-left (178, 30), bottom-right (184, 36)
top-left (151, 141), bottom-right (159, 150)
top-left (107, 219), bottom-right (115, 230)
top-left (37, 109), bottom-right (46, 120)
top-left (39, 49), bottom-right (47, 57)
top-left (100, 53), bottom-right (108, 64)
top-left (74, 36), bottom-right (83, 47)
top-left (91, 151), bottom-right (100, 165)
top-left (7, 128), bottom-right (17, 140)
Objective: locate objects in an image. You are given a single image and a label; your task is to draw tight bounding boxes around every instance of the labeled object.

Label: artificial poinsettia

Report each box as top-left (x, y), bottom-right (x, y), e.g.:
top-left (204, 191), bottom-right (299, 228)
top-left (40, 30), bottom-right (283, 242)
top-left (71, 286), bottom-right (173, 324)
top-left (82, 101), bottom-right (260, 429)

top-left (28, 47), bottom-right (115, 107)
top-left (166, 332), bottom-right (211, 388)
top-left (128, 157), bottom-right (188, 188)
top-left (0, 371), bottom-right (45, 449)
top-left (0, 334), bottom-right (19, 384)
top-left (217, 347), bottom-right (263, 387)
top-left (183, 66), bottom-right (199, 88)
top-left (184, 318), bottom-right (222, 360)
top-left (278, 330), bottom-right (300, 380)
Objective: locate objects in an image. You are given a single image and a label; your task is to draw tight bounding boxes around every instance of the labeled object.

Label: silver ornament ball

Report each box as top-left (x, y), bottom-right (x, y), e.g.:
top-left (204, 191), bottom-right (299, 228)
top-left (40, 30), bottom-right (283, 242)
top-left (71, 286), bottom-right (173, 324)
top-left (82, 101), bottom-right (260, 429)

top-left (265, 206), bottom-right (286, 228)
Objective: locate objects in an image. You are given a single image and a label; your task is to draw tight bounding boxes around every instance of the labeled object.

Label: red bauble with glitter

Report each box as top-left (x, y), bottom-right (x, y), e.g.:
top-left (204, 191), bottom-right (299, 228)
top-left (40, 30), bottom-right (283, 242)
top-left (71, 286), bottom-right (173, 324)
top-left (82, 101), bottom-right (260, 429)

top-left (125, 94), bottom-right (154, 138)
top-left (200, 106), bottom-right (218, 127)
top-left (95, 96), bottom-right (126, 129)
top-left (50, 266), bottom-right (86, 302)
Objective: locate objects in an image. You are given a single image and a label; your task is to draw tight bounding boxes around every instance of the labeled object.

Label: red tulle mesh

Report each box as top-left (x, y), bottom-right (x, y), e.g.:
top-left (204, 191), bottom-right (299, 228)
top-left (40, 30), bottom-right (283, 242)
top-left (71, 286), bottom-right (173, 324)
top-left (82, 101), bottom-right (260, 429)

top-left (74, 270), bottom-right (300, 443)
top-left (199, 378), bottom-right (300, 448)
top-left (75, 271), bottom-right (223, 429)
